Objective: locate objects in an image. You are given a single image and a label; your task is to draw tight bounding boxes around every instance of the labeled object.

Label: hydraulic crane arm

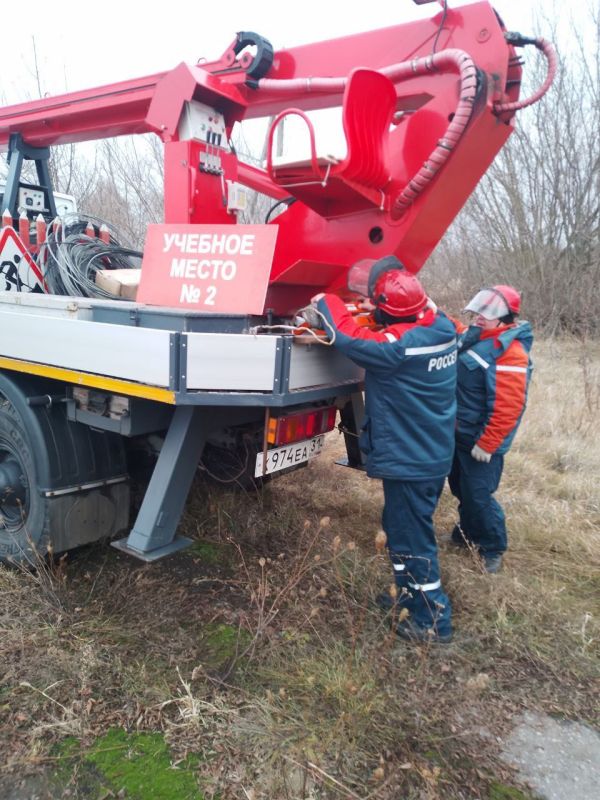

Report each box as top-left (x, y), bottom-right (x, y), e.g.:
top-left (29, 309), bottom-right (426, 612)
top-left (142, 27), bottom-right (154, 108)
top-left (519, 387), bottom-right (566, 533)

top-left (0, 1), bottom-right (555, 314)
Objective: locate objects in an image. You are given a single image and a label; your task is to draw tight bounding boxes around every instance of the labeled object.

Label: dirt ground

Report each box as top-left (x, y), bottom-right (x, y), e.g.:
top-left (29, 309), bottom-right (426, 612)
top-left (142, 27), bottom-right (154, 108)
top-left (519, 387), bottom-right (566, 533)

top-left (501, 712), bottom-right (600, 799)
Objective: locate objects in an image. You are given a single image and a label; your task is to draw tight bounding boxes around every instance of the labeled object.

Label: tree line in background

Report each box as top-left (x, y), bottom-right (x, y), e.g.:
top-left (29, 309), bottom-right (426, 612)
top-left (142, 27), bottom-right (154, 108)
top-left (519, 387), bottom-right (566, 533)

top-left (2, 4), bottom-right (598, 335)
top-left (426, 6), bottom-right (600, 335)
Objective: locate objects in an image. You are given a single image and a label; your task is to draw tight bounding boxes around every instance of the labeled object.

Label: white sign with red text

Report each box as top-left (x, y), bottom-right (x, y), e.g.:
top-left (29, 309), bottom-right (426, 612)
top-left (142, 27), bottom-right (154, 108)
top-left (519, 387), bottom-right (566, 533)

top-left (137, 224), bottom-right (278, 313)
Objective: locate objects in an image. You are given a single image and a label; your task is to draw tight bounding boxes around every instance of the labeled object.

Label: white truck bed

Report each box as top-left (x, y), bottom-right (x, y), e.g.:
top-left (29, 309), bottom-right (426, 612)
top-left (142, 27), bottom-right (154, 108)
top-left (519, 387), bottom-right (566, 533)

top-left (0, 292), bottom-right (363, 403)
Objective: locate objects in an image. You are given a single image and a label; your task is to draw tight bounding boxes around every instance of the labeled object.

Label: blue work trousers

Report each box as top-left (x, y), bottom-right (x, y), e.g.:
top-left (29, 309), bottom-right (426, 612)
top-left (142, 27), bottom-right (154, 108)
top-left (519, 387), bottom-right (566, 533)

top-left (382, 478), bottom-right (452, 636)
top-left (448, 448), bottom-right (506, 557)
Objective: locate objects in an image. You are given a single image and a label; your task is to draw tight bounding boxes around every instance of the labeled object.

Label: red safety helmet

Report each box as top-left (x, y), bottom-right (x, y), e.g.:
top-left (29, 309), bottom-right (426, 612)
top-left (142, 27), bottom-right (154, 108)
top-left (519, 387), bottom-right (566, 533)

top-left (373, 268), bottom-right (428, 317)
top-left (347, 254), bottom-right (428, 317)
top-left (493, 285), bottom-right (521, 314)
top-left (464, 285), bottom-right (521, 320)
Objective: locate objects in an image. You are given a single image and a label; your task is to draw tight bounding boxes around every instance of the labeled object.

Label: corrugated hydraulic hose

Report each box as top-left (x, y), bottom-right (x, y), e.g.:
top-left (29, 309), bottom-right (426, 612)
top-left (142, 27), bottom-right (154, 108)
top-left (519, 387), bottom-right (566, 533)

top-left (382, 49), bottom-right (478, 219)
top-left (493, 36), bottom-right (558, 115)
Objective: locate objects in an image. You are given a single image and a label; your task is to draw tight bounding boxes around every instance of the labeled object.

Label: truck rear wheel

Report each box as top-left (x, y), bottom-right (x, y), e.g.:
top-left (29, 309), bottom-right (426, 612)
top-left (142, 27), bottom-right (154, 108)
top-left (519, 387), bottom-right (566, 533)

top-left (0, 375), bottom-right (130, 566)
top-left (0, 409), bottom-right (50, 563)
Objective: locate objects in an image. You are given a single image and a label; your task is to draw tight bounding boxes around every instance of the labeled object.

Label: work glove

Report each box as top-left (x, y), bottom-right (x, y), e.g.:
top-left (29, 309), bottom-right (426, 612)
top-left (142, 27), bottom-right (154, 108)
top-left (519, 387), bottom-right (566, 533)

top-left (296, 305), bottom-right (322, 329)
top-left (358, 298), bottom-right (376, 312)
top-left (471, 444), bottom-right (492, 463)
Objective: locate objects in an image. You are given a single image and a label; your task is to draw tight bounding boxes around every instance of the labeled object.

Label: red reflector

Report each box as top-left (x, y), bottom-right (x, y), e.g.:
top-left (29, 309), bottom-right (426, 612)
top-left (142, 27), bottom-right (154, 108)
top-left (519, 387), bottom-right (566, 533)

top-left (322, 406), bottom-right (337, 433)
top-left (269, 406), bottom-right (337, 445)
top-left (305, 412), bottom-right (318, 438)
top-left (280, 419), bottom-right (293, 444)
top-left (293, 416), bottom-right (306, 441)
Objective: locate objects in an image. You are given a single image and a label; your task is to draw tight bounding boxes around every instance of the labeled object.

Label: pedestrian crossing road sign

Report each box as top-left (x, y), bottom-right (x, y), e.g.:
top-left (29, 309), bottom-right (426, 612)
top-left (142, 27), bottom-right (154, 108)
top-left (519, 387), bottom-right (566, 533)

top-left (0, 227), bottom-right (47, 293)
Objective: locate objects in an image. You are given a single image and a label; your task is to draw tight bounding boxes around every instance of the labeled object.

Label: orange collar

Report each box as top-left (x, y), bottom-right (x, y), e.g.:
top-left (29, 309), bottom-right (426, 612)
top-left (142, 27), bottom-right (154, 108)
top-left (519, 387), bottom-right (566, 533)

top-left (479, 323), bottom-right (515, 341)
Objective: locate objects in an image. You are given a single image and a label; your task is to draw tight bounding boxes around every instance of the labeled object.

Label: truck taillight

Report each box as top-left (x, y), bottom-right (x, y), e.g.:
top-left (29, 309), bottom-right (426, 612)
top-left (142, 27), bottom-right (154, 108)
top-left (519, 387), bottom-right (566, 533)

top-left (268, 406), bottom-right (337, 445)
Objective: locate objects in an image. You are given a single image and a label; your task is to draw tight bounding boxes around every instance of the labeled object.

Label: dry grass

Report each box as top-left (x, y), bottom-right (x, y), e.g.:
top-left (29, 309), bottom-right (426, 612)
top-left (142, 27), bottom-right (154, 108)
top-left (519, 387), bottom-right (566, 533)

top-left (0, 338), bottom-right (598, 799)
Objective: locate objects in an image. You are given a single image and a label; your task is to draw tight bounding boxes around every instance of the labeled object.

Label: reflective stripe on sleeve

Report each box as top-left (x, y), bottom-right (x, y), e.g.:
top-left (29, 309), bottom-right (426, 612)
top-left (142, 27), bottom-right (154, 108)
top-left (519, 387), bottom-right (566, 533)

top-left (496, 365), bottom-right (528, 373)
top-left (466, 349), bottom-right (489, 369)
top-left (408, 579), bottom-right (442, 592)
top-left (384, 332), bottom-right (397, 343)
top-left (405, 338), bottom-right (456, 355)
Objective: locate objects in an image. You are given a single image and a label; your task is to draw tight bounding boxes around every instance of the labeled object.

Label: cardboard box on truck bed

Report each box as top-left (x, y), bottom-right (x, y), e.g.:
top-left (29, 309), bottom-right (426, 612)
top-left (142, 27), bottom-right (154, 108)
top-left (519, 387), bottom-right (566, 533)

top-left (95, 268), bottom-right (141, 300)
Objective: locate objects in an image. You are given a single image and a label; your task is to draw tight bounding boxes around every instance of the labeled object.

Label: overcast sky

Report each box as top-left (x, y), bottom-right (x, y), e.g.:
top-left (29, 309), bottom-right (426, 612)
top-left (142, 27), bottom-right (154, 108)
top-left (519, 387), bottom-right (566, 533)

top-left (0, 1), bottom-right (569, 105)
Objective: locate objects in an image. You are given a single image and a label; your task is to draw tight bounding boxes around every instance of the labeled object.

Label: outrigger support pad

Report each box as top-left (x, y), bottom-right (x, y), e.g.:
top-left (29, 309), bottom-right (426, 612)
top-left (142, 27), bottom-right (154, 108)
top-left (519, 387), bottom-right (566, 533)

top-left (112, 406), bottom-right (208, 561)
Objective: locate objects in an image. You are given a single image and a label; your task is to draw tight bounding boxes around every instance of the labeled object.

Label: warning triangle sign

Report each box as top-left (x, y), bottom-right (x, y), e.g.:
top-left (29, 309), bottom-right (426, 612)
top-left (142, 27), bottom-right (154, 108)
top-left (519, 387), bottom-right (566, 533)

top-left (0, 226), bottom-right (47, 294)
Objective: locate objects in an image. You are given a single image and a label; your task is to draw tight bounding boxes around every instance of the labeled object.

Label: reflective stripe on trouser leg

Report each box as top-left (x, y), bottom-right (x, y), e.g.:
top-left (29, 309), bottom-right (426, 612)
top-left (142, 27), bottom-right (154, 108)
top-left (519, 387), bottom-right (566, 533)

top-left (453, 448), bottom-right (506, 556)
top-left (408, 579), bottom-right (441, 592)
top-left (382, 478), bottom-right (452, 636)
top-left (387, 552), bottom-right (416, 611)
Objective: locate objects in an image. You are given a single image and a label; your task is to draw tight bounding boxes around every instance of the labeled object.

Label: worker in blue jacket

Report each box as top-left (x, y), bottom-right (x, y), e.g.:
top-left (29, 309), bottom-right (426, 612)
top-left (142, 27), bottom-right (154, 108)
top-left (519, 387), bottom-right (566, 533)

top-left (449, 286), bottom-right (533, 573)
top-left (312, 256), bottom-right (457, 643)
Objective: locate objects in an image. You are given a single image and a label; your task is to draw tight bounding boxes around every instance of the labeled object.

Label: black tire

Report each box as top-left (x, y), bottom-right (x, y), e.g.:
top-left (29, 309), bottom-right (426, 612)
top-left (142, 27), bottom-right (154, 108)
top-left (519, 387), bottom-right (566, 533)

top-left (0, 408), bottom-right (50, 564)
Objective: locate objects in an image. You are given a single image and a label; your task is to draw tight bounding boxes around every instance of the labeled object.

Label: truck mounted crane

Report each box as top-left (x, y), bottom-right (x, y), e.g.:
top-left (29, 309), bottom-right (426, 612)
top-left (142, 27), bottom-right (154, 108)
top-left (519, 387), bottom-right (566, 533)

top-left (0, 0), bottom-right (555, 564)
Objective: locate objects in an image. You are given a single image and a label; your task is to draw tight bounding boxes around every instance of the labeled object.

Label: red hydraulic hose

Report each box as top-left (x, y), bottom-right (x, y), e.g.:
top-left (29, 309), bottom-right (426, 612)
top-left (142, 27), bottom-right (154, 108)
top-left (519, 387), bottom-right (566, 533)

top-left (493, 38), bottom-right (557, 114)
top-left (382, 49), bottom-right (478, 219)
top-left (257, 75), bottom-right (345, 93)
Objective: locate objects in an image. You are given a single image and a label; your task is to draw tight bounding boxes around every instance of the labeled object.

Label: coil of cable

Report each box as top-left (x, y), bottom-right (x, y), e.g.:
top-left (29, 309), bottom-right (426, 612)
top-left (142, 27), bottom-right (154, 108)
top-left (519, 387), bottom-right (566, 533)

top-left (39, 213), bottom-right (142, 299)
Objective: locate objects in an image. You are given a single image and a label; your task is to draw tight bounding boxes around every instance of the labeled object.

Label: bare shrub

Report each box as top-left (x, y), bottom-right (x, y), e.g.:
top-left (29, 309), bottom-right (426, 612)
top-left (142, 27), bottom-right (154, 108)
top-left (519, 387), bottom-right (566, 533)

top-left (426, 4), bottom-right (600, 335)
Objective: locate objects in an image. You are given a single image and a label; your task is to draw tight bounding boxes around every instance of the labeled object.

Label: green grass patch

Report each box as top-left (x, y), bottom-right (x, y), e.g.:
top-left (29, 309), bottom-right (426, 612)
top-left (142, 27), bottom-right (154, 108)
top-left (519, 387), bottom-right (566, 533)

top-left (198, 622), bottom-right (251, 670)
top-left (189, 539), bottom-right (232, 567)
top-left (489, 780), bottom-right (534, 799)
top-left (53, 729), bottom-right (202, 799)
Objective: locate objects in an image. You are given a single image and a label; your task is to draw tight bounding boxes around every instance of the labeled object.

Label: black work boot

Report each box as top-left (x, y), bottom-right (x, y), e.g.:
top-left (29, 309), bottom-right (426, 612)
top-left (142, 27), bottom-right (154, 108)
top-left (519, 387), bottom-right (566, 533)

top-left (375, 592), bottom-right (398, 612)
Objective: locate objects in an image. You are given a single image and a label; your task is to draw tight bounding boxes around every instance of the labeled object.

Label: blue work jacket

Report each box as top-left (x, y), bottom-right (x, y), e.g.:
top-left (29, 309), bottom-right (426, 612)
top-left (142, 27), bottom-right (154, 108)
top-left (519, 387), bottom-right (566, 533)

top-left (455, 321), bottom-right (533, 455)
top-left (317, 295), bottom-right (457, 480)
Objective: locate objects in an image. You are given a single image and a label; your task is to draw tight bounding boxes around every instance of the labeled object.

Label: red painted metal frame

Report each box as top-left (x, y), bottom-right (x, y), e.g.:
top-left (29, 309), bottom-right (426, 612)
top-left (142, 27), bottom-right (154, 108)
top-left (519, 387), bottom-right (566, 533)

top-left (0, 1), bottom-right (522, 314)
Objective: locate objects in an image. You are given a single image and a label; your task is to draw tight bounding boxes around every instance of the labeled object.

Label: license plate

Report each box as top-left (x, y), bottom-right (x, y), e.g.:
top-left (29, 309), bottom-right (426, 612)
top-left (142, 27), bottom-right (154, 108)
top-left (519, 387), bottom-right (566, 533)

top-left (254, 435), bottom-right (325, 477)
